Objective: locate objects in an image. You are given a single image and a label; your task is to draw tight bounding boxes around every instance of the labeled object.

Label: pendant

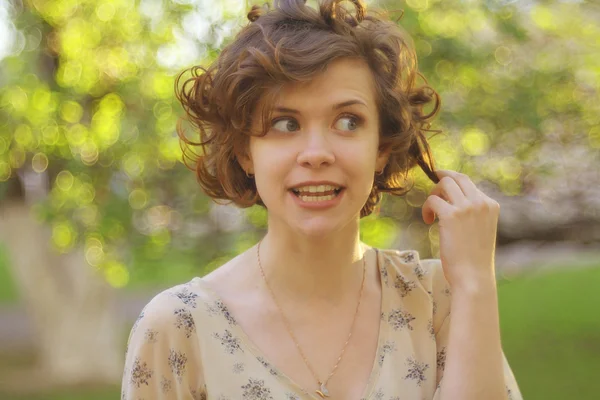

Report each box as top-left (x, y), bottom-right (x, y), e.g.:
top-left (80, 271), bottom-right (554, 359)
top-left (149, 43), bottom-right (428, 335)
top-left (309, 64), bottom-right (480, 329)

top-left (315, 382), bottom-right (330, 398)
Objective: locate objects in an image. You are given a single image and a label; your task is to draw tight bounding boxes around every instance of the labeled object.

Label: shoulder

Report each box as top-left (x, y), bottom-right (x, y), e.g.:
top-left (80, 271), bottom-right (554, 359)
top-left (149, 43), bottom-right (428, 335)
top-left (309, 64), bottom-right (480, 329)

top-left (378, 248), bottom-right (449, 294)
top-left (378, 248), bottom-right (452, 329)
top-left (123, 280), bottom-right (208, 397)
top-left (130, 278), bottom-right (214, 338)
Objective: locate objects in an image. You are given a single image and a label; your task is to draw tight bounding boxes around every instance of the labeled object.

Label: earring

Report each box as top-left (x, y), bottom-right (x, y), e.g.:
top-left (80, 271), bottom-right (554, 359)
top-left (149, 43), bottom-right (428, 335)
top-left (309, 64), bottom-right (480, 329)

top-left (376, 169), bottom-right (384, 176)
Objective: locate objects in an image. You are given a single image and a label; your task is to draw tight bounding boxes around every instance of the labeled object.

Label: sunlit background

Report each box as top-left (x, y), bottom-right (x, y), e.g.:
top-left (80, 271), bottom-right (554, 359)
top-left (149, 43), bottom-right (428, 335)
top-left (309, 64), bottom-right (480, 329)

top-left (0, 0), bottom-right (598, 398)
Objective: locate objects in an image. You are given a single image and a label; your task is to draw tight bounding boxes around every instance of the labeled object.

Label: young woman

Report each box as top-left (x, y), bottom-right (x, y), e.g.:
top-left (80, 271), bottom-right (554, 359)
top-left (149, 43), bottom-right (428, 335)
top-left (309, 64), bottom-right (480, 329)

top-left (121, 1), bottom-right (523, 399)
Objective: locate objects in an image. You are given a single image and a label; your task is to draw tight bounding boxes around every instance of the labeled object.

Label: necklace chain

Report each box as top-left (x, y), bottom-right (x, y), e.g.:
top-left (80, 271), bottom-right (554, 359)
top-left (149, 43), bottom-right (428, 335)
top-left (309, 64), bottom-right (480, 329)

top-left (256, 240), bottom-right (366, 398)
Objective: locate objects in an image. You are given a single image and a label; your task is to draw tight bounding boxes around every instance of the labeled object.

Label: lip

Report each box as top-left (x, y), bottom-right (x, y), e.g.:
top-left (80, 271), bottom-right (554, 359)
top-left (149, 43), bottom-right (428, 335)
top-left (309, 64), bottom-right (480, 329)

top-left (289, 187), bottom-right (345, 210)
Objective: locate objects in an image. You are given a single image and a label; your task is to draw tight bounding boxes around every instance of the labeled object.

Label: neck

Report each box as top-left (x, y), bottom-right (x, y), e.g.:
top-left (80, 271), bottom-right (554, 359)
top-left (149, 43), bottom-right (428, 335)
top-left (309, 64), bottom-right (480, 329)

top-left (257, 222), bottom-right (366, 305)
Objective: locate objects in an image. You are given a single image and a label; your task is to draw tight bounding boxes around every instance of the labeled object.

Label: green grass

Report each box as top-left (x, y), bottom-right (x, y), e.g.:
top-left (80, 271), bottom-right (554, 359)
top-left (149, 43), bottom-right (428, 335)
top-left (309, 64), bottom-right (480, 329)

top-left (0, 243), bottom-right (18, 304)
top-left (498, 264), bottom-right (600, 400)
top-left (0, 387), bottom-right (121, 400)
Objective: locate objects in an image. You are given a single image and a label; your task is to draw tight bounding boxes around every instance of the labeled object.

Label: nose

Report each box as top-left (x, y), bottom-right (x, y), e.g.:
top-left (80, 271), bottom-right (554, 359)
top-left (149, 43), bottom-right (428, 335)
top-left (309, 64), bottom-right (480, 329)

top-left (296, 128), bottom-right (336, 169)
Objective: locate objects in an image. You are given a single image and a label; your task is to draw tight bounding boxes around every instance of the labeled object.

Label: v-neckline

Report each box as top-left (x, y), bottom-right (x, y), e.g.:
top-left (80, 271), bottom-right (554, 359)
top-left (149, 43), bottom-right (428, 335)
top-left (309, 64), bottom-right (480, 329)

top-left (197, 247), bottom-right (389, 400)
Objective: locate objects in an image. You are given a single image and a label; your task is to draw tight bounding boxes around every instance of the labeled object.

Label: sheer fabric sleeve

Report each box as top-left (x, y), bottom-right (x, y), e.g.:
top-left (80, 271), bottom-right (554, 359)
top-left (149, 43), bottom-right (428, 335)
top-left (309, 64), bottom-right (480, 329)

top-left (425, 259), bottom-right (523, 400)
top-left (121, 290), bottom-right (206, 400)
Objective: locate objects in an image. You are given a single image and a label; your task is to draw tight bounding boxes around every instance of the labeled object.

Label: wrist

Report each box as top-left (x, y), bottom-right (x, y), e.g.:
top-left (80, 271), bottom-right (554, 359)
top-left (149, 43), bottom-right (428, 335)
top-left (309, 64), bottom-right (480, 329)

top-left (451, 273), bottom-right (498, 298)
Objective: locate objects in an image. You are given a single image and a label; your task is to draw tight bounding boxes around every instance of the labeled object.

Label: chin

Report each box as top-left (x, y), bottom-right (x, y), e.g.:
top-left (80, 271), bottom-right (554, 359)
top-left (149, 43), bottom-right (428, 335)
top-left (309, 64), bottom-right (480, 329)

top-left (292, 215), bottom-right (355, 240)
top-left (296, 225), bottom-right (336, 239)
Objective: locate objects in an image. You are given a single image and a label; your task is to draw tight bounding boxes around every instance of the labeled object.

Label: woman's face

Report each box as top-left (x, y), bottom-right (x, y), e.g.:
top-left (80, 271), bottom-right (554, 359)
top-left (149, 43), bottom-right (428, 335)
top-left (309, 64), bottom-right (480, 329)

top-left (243, 58), bottom-right (389, 237)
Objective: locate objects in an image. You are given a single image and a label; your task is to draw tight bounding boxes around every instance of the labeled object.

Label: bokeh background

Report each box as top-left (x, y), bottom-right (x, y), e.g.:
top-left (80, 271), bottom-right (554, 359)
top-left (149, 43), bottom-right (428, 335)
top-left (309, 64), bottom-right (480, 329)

top-left (0, 0), bottom-right (599, 398)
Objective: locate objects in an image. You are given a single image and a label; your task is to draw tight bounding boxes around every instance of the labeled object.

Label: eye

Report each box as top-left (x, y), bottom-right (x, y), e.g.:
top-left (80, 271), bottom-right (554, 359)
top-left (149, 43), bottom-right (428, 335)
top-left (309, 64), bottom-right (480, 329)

top-left (272, 118), bottom-right (300, 133)
top-left (334, 115), bottom-right (361, 132)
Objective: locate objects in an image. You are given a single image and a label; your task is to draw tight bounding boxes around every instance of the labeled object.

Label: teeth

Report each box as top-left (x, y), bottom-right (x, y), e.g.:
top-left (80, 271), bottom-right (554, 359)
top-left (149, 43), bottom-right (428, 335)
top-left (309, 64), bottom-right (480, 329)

top-left (299, 194), bottom-right (337, 202)
top-left (294, 184), bottom-right (340, 193)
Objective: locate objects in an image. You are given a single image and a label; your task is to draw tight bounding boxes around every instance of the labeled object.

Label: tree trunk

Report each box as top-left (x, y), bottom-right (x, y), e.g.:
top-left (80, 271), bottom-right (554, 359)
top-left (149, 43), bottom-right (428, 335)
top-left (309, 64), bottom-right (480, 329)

top-left (0, 167), bottom-right (122, 387)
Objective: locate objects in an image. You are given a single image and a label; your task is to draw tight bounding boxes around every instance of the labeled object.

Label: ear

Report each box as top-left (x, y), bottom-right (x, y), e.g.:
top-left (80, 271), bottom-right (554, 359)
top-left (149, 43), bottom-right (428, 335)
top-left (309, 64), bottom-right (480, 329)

top-left (375, 145), bottom-right (392, 173)
top-left (234, 144), bottom-right (254, 175)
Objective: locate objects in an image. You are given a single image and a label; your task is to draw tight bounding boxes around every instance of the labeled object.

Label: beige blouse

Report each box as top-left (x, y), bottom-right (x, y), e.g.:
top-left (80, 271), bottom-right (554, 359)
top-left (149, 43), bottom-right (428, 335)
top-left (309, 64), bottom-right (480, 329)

top-left (121, 248), bottom-right (523, 400)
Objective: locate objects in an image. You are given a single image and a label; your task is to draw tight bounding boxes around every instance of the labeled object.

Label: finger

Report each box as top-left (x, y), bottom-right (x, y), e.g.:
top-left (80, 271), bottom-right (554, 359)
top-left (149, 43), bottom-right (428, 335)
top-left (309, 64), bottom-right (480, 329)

top-left (435, 170), bottom-right (480, 201)
top-left (436, 176), bottom-right (469, 207)
top-left (428, 186), bottom-right (452, 206)
top-left (422, 194), bottom-right (454, 225)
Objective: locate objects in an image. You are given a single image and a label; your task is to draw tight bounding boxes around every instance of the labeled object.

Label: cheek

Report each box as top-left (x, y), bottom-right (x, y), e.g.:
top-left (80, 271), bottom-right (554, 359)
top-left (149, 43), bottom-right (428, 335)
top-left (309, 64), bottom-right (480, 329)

top-left (344, 145), bottom-right (378, 175)
top-left (345, 149), bottom-right (379, 191)
top-left (252, 157), bottom-right (288, 201)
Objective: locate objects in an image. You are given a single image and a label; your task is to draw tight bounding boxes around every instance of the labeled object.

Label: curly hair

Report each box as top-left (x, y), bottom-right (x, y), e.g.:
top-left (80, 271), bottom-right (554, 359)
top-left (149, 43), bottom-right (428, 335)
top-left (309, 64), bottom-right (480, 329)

top-left (175, 0), bottom-right (441, 218)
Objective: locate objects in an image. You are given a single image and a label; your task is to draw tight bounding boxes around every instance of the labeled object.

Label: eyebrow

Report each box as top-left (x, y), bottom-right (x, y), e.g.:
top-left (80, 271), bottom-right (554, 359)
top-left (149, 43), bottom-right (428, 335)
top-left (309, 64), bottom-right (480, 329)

top-left (273, 99), bottom-right (368, 114)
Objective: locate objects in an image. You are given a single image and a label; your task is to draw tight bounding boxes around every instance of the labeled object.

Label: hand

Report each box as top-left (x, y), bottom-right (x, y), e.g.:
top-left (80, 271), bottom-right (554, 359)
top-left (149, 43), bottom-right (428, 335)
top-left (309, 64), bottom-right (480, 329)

top-left (422, 170), bottom-right (500, 292)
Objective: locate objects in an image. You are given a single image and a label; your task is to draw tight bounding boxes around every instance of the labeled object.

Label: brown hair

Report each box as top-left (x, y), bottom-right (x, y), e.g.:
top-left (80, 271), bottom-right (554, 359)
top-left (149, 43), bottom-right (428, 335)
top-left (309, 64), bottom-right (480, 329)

top-left (175, 0), bottom-right (441, 217)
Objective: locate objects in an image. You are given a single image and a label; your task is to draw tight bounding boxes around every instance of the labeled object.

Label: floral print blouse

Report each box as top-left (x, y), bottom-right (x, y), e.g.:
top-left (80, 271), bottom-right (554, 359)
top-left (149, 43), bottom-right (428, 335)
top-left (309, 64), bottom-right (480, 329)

top-left (122, 248), bottom-right (523, 400)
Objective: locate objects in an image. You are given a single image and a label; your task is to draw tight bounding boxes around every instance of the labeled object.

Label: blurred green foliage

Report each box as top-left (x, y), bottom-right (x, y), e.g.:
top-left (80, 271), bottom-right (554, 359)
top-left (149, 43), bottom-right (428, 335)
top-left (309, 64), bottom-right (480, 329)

top-left (0, 0), bottom-right (598, 286)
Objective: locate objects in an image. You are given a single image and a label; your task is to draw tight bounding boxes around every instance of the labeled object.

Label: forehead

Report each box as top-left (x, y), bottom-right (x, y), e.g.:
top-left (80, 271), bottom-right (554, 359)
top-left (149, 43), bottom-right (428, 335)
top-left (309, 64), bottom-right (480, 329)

top-left (274, 58), bottom-right (377, 108)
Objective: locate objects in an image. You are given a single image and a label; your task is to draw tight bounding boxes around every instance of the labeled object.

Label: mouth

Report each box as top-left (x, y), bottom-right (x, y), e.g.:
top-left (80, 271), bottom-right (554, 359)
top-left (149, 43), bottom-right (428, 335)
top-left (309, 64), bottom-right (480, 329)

top-left (289, 184), bottom-right (344, 202)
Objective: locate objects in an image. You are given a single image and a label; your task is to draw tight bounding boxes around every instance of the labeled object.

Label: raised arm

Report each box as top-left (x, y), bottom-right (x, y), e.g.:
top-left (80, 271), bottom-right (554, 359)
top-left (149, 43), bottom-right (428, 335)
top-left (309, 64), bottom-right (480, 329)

top-left (422, 169), bottom-right (523, 400)
top-left (428, 259), bottom-right (522, 400)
